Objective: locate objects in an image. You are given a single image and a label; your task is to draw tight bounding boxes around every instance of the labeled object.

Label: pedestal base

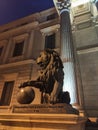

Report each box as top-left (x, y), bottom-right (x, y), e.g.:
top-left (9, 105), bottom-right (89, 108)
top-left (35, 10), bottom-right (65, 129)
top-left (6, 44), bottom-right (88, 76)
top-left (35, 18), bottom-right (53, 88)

top-left (0, 104), bottom-right (87, 130)
top-left (0, 113), bottom-right (87, 130)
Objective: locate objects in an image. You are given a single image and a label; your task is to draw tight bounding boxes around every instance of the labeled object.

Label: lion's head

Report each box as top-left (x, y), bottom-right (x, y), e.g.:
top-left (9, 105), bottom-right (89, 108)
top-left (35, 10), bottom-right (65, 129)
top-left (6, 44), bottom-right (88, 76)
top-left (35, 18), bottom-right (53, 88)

top-left (36, 49), bottom-right (63, 70)
top-left (36, 50), bottom-right (51, 69)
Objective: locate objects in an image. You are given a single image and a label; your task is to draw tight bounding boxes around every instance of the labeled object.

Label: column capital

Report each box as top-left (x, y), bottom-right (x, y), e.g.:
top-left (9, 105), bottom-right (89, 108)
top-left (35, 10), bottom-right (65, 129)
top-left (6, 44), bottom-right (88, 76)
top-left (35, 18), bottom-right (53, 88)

top-left (56, 0), bottom-right (71, 12)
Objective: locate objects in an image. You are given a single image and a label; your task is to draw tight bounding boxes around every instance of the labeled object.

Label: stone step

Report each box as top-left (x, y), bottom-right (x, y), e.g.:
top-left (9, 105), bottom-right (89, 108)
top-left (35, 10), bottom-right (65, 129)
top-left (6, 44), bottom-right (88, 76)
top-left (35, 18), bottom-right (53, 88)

top-left (86, 119), bottom-right (98, 130)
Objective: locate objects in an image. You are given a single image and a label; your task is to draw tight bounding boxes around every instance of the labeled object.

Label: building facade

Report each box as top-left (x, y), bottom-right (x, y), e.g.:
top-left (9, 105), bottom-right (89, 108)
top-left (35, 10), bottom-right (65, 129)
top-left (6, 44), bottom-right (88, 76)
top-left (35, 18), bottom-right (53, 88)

top-left (0, 1), bottom-right (98, 119)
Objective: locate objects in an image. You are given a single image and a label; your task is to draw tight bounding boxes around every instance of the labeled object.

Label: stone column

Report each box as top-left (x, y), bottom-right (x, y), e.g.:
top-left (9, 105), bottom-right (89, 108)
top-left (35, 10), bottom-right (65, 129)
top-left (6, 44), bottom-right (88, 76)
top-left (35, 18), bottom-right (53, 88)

top-left (95, 0), bottom-right (98, 10)
top-left (53, 0), bottom-right (78, 104)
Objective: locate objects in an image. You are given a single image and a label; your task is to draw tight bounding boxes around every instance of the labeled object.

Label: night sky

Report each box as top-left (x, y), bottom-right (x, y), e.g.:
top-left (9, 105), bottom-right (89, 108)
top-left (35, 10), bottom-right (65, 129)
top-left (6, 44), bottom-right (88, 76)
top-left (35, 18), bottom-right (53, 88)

top-left (0, 0), bottom-right (54, 25)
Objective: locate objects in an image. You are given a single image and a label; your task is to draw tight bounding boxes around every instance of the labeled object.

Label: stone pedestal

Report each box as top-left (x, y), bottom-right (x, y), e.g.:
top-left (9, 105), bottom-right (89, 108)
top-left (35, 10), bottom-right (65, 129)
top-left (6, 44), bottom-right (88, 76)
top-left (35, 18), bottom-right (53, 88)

top-left (0, 113), bottom-right (87, 130)
top-left (0, 104), bottom-right (87, 130)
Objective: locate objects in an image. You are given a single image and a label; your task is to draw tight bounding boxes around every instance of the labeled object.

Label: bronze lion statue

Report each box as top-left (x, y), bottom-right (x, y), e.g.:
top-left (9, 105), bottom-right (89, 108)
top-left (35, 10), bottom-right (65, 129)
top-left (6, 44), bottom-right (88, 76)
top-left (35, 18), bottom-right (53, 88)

top-left (36, 49), bottom-right (64, 103)
top-left (19, 49), bottom-right (64, 104)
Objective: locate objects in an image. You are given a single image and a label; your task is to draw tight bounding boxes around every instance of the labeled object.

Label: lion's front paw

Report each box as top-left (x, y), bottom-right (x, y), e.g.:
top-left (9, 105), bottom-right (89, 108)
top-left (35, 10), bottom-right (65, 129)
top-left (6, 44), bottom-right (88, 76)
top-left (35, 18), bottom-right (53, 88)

top-left (18, 82), bottom-right (29, 88)
top-left (18, 83), bottom-right (25, 88)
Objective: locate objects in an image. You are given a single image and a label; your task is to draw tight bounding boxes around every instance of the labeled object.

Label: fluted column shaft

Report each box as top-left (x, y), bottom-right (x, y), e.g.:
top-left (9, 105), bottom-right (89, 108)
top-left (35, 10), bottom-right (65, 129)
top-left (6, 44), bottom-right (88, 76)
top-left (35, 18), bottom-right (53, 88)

top-left (60, 8), bottom-right (78, 104)
top-left (95, 0), bottom-right (98, 10)
top-left (53, 0), bottom-right (79, 104)
top-left (60, 10), bottom-right (73, 59)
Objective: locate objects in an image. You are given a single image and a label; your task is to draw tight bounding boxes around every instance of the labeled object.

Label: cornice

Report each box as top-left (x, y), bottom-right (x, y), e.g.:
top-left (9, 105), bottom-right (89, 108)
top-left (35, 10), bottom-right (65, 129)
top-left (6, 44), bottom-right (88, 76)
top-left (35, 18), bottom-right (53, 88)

top-left (0, 59), bottom-right (36, 69)
top-left (0, 22), bottom-right (39, 41)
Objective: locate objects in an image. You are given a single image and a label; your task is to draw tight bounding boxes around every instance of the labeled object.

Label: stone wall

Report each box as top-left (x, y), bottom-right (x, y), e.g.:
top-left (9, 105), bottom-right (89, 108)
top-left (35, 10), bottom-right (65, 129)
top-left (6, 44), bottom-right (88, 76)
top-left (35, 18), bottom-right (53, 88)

top-left (74, 22), bottom-right (98, 116)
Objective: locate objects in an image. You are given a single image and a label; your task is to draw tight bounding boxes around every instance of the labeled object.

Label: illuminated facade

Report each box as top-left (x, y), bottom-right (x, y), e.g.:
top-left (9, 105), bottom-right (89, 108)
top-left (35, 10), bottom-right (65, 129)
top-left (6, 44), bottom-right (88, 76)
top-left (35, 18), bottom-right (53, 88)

top-left (0, 0), bottom-right (98, 125)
